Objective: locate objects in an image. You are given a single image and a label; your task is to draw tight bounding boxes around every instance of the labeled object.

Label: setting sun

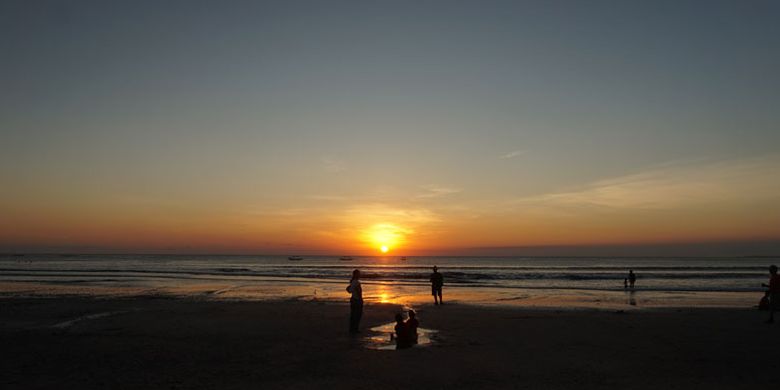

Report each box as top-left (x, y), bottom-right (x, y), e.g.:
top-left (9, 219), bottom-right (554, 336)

top-left (359, 223), bottom-right (410, 254)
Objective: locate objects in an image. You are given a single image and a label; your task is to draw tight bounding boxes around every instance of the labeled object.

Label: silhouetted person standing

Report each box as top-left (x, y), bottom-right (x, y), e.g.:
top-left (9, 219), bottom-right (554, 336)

top-left (430, 266), bottom-right (444, 305)
top-left (628, 270), bottom-right (636, 289)
top-left (347, 269), bottom-right (363, 333)
top-left (762, 265), bottom-right (779, 324)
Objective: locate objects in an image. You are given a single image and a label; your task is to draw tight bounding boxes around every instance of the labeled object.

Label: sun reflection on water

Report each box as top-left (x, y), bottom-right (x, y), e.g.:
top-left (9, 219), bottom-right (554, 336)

top-left (373, 283), bottom-right (395, 304)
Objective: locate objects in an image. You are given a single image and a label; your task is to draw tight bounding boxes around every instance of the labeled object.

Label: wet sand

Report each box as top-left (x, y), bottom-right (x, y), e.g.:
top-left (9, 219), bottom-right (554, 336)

top-left (1, 297), bottom-right (778, 389)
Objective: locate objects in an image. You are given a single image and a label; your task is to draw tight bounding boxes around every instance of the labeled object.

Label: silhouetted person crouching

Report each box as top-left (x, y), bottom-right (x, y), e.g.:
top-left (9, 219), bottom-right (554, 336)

top-left (392, 313), bottom-right (412, 349)
top-left (406, 309), bottom-right (419, 344)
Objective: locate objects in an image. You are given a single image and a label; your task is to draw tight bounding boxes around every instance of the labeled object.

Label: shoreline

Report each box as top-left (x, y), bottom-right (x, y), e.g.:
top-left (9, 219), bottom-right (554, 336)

top-left (0, 279), bottom-right (764, 312)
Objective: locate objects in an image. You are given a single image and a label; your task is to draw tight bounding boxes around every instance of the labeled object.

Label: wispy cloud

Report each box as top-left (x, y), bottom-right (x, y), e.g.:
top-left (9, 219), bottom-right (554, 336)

top-left (306, 194), bottom-right (351, 202)
top-left (343, 203), bottom-right (441, 225)
top-left (322, 156), bottom-right (346, 173)
top-left (499, 150), bottom-right (526, 159)
top-left (514, 155), bottom-right (780, 211)
top-left (415, 184), bottom-right (462, 199)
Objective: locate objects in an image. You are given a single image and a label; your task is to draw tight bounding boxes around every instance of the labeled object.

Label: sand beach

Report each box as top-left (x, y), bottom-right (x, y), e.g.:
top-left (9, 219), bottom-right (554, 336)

top-left (1, 297), bottom-right (778, 389)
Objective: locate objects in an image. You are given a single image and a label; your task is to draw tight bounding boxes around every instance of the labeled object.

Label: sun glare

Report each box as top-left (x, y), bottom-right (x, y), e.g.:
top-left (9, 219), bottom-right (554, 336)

top-left (360, 223), bottom-right (410, 254)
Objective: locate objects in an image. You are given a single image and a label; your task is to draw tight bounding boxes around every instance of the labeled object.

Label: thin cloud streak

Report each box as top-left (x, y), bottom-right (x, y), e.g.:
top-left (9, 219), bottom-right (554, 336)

top-left (415, 185), bottom-right (462, 199)
top-left (321, 157), bottom-right (346, 173)
top-left (513, 155), bottom-right (780, 211)
top-left (499, 150), bottom-right (527, 159)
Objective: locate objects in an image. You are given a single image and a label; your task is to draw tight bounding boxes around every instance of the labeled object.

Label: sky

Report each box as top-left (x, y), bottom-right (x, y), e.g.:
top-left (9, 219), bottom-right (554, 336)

top-left (1, 0), bottom-right (779, 255)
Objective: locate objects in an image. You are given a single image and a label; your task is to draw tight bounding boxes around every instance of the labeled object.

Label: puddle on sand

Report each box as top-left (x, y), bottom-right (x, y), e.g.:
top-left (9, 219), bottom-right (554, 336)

top-left (364, 322), bottom-right (438, 350)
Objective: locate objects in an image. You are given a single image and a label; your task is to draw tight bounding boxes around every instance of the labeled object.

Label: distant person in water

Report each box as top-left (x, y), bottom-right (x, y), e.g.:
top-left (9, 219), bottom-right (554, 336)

top-left (406, 309), bottom-right (419, 344)
top-left (761, 265), bottom-right (779, 324)
top-left (346, 269), bottom-right (363, 333)
top-left (628, 270), bottom-right (636, 289)
top-left (430, 266), bottom-right (444, 305)
top-left (392, 313), bottom-right (412, 349)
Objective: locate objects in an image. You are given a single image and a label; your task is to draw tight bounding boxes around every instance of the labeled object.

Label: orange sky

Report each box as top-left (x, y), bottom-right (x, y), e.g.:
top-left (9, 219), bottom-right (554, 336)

top-left (3, 155), bottom-right (779, 255)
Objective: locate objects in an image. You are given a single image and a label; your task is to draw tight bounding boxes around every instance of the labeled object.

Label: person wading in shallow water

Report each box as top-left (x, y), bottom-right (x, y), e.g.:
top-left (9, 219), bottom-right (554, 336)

top-left (347, 269), bottom-right (363, 333)
top-left (762, 265), bottom-right (779, 324)
top-left (430, 266), bottom-right (444, 305)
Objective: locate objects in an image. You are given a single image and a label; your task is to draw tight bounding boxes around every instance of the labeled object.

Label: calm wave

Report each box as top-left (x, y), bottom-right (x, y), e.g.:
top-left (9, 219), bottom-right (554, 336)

top-left (1, 254), bottom-right (777, 293)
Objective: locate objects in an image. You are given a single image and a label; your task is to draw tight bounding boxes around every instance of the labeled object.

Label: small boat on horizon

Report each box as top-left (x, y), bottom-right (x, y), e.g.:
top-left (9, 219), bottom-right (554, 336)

top-left (339, 256), bottom-right (354, 261)
top-left (288, 256), bottom-right (303, 261)
top-left (400, 257), bottom-right (407, 261)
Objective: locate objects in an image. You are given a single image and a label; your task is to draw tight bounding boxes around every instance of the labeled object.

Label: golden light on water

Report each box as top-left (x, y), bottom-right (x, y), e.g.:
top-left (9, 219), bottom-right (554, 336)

top-left (375, 284), bottom-right (393, 304)
top-left (378, 291), bottom-right (390, 303)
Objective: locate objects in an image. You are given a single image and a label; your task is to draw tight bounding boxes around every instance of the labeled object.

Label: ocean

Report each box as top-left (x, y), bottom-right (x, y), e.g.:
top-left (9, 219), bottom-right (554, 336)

top-left (1, 254), bottom-right (776, 309)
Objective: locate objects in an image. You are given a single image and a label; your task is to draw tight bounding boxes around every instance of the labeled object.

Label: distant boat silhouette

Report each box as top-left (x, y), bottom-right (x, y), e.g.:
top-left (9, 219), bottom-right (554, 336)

top-left (339, 256), bottom-right (353, 261)
top-left (400, 257), bottom-right (407, 261)
top-left (288, 256), bottom-right (303, 261)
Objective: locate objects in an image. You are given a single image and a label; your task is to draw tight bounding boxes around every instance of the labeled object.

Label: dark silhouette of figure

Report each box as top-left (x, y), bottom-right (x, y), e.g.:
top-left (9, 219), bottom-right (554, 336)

top-left (430, 266), bottom-right (444, 305)
top-left (406, 309), bottom-right (419, 344)
top-left (392, 313), bottom-right (412, 349)
top-left (346, 269), bottom-right (363, 333)
top-left (759, 291), bottom-right (771, 311)
top-left (761, 265), bottom-right (779, 324)
top-left (628, 270), bottom-right (637, 289)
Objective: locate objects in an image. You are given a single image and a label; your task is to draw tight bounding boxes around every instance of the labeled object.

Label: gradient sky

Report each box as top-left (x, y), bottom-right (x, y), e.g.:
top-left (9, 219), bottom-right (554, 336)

top-left (1, 0), bottom-right (779, 255)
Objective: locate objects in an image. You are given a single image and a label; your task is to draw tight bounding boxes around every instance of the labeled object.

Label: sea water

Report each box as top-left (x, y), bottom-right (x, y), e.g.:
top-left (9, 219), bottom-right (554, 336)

top-left (0, 254), bottom-right (776, 309)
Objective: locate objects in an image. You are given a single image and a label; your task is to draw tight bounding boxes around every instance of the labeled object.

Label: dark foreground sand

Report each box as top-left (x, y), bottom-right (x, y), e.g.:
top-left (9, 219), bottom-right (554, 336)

top-left (1, 297), bottom-right (778, 389)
